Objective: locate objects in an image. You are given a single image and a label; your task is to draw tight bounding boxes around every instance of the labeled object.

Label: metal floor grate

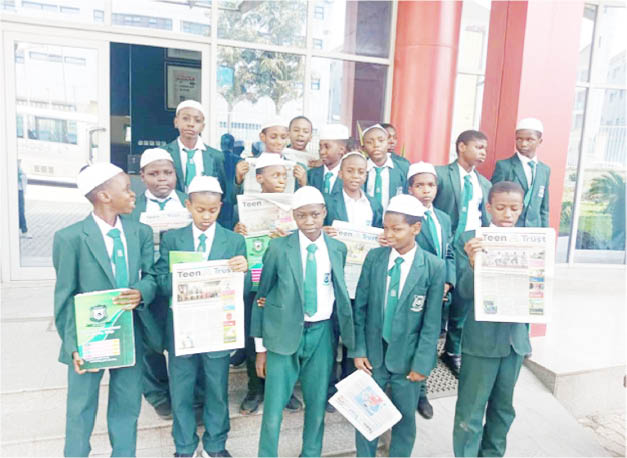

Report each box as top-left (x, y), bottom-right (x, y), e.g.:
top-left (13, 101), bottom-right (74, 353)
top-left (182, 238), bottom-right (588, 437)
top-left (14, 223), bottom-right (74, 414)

top-left (425, 338), bottom-right (458, 399)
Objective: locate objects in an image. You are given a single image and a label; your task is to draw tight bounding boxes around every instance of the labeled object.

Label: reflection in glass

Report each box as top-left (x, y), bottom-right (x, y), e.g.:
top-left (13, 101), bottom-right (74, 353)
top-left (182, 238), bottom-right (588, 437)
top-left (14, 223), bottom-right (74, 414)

top-left (577, 4), bottom-right (596, 83)
top-left (215, 47), bottom-right (304, 149)
top-left (112, 0), bottom-right (212, 36)
top-left (8, 0), bottom-right (106, 24)
top-left (589, 5), bottom-right (626, 85)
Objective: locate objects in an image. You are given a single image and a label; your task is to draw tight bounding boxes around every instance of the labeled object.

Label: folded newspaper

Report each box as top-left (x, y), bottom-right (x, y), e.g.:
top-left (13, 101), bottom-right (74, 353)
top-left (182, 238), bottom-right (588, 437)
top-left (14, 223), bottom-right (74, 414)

top-left (329, 369), bottom-right (402, 442)
top-left (140, 210), bottom-right (192, 244)
top-left (237, 193), bottom-right (297, 236)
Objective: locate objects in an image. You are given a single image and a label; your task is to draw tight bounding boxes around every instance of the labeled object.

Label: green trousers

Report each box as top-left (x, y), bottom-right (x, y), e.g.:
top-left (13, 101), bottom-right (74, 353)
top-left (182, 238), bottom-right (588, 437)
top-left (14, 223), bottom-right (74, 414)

top-left (64, 321), bottom-right (144, 457)
top-left (453, 350), bottom-right (524, 457)
top-left (355, 344), bottom-right (422, 457)
top-left (244, 291), bottom-right (264, 395)
top-left (142, 296), bottom-right (170, 408)
top-left (444, 290), bottom-right (470, 355)
top-left (258, 320), bottom-right (334, 457)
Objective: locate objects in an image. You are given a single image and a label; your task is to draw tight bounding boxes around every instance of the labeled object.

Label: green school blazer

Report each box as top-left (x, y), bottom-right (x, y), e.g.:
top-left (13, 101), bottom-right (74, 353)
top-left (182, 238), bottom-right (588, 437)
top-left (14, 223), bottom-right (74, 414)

top-left (416, 207), bottom-right (456, 288)
top-left (323, 191), bottom-right (383, 228)
top-left (250, 232), bottom-right (355, 355)
top-left (390, 153), bottom-right (410, 180)
top-left (349, 246), bottom-right (445, 376)
top-left (129, 189), bottom-right (188, 221)
top-left (455, 230), bottom-right (532, 357)
top-left (433, 161), bottom-right (492, 233)
top-left (363, 165), bottom-right (407, 200)
top-left (52, 214), bottom-right (159, 365)
top-left (155, 222), bottom-right (246, 358)
top-left (307, 166), bottom-right (343, 195)
top-left (491, 154), bottom-right (550, 228)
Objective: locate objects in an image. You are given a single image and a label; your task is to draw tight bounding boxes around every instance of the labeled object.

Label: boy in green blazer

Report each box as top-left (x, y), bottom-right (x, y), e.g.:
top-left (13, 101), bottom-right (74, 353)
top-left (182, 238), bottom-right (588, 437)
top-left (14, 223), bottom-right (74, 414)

top-left (351, 194), bottom-right (445, 457)
top-left (381, 122), bottom-right (410, 179)
top-left (406, 161), bottom-right (456, 420)
top-left (362, 124), bottom-right (406, 210)
top-left (307, 124), bottom-right (349, 195)
top-left (433, 130), bottom-right (492, 376)
top-left (452, 181), bottom-right (530, 457)
top-left (251, 186), bottom-right (355, 457)
top-left (491, 118), bottom-right (550, 228)
top-left (155, 176), bottom-right (248, 458)
top-left (53, 163), bottom-right (158, 457)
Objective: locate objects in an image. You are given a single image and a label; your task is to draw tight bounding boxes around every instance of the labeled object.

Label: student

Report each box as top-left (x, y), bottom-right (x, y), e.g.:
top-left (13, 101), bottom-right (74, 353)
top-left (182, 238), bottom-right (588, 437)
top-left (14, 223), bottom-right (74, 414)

top-left (251, 186), bottom-right (355, 457)
top-left (380, 122), bottom-right (410, 179)
top-left (235, 117), bottom-right (308, 192)
top-left (406, 161), bottom-right (456, 420)
top-left (433, 130), bottom-right (492, 377)
top-left (52, 163), bottom-right (158, 457)
top-left (307, 124), bottom-right (349, 195)
top-left (155, 176), bottom-right (248, 458)
top-left (288, 115), bottom-right (314, 154)
top-left (452, 181), bottom-right (530, 457)
top-left (362, 124), bottom-right (406, 210)
top-left (491, 118), bottom-right (550, 228)
top-left (232, 153), bottom-right (303, 415)
top-left (350, 194), bottom-right (445, 457)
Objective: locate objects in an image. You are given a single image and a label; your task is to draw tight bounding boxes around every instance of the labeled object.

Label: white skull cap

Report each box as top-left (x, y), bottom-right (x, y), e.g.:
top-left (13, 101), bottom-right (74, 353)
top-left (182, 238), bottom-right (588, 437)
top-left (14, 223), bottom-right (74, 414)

top-left (77, 162), bottom-right (124, 196)
top-left (292, 186), bottom-right (325, 210)
top-left (187, 175), bottom-right (223, 194)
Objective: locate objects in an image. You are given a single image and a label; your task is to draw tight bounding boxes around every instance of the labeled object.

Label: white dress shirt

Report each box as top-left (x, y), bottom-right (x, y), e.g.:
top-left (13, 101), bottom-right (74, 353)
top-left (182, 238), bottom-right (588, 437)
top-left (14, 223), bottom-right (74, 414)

top-left (424, 204), bottom-right (443, 256)
top-left (192, 222), bottom-right (217, 255)
top-left (144, 189), bottom-right (185, 213)
top-left (323, 163), bottom-right (341, 192)
top-left (366, 156), bottom-right (396, 209)
top-left (343, 190), bottom-right (374, 227)
top-left (92, 212), bottom-right (128, 278)
top-left (178, 136), bottom-right (206, 182)
top-left (516, 152), bottom-right (538, 188)
top-left (384, 244), bottom-right (417, 310)
top-left (457, 163), bottom-right (483, 232)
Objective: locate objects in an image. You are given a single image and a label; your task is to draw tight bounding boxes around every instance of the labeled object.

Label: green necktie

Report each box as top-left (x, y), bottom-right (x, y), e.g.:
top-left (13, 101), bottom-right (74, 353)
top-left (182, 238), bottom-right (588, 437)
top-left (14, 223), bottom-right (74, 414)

top-left (374, 167), bottom-right (383, 206)
top-left (149, 197), bottom-right (171, 211)
top-left (323, 172), bottom-right (333, 194)
top-left (107, 229), bottom-right (128, 288)
top-left (183, 148), bottom-right (197, 188)
top-left (382, 257), bottom-right (404, 343)
top-left (304, 243), bottom-right (318, 317)
top-left (524, 161), bottom-right (536, 207)
top-left (197, 233), bottom-right (207, 252)
top-left (455, 174), bottom-right (473, 240)
top-left (425, 210), bottom-right (441, 257)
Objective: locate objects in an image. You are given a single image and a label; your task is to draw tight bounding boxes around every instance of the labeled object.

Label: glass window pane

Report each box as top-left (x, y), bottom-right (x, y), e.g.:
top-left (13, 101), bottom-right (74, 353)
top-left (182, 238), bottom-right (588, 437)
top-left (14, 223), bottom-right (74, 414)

top-left (573, 88), bottom-right (626, 263)
top-left (112, 0), bottom-right (211, 36)
top-left (218, 1), bottom-right (306, 48)
top-left (216, 47), bottom-right (304, 150)
top-left (577, 4), bottom-right (596, 83)
top-left (11, 0), bottom-right (106, 24)
top-left (456, 0), bottom-right (491, 74)
top-left (311, 0), bottom-right (392, 58)
top-left (449, 73), bottom-right (485, 160)
top-left (589, 5), bottom-right (626, 85)
top-left (308, 57), bottom-right (387, 146)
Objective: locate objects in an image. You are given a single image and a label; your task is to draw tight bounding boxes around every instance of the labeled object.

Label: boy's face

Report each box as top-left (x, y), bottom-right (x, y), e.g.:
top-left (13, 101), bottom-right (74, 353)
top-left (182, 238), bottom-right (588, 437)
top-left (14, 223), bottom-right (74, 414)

top-left (140, 160), bottom-right (176, 198)
top-left (256, 165), bottom-right (287, 193)
top-left (408, 173), bottom-right (437, 207)
top-left (383, 212), bottom-right (421, 253)
top-left (339, 155), bottom-right (368, 193)
top-left (289, 119), bottom-right (312, 151)
top-left (101, 173), bottom-right (136, 214)
top-left (515, 129), bottom-right (542, 159)
top-left (260, 126), bottom-right (289, 154)
top-left (318, 139), bottom-right (345, 169)
top-left (487, 191), bottom-right (523, 227)
top-left (385, 126), bottom-right (397, 152)
top-left (185, 192), bottom-right (222, 232)
top-left (458, 138), bottom-right (487, 168)
top-left (362, 128), bottom-right (389, 166)
top-left (174, 108), bottom-right (205, 142)
top-left (293, 204), bottom-right (327, 240)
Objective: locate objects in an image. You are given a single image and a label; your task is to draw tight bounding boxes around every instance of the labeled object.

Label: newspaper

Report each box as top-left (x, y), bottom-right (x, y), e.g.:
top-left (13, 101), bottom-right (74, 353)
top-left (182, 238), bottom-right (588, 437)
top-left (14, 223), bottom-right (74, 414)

top-left (329, 369), bottom-right (402, 442)
top-left (171, 260), bottom-right (245, 356)
top-left (237, 193), bottom-right (297, 237)
top-left (283, 146), bottom-right (319, 165)
top-left (243, 156), bottom-right (297, 194)
top-left (474, 227), bottom-right (555, 324)
top-left (140, 210), bottom-right (192, 244)
top-left (331, 221), bottom-right (383, 299)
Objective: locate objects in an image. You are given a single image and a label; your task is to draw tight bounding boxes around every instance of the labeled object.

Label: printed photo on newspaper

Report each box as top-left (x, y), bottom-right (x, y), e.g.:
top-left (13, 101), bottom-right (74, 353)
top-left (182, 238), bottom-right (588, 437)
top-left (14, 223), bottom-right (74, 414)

top-left (331, 221), bottom-right (383, 299)
top-left (237, 193), bottom-right (297, 237)
top-left (474, 227), bottom-right (555, 324)
top-left (243, 156), bottom-right (297, 194)
top-left (171, 260), bottom-right (245, 356)
top-left (329, 369), bottom-right (402, 442)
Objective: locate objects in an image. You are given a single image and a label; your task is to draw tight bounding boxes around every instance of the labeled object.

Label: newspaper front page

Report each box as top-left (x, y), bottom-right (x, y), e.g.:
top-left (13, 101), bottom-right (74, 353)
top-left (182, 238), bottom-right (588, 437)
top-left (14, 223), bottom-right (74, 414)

top-left (331, 221), bottom-right (383, 299)
top-left (237, 193), bottom-right (297, 236)
top-left (474, 227), bottom-right (555, 324)
top-left (171, 260), bottom-right (245, 356)
top-left (329, 369), bottom-right (402, 442)
top-left (140, 210), bottom-right (192, 245)
top-left (243, 157), bottom-right (297, 194)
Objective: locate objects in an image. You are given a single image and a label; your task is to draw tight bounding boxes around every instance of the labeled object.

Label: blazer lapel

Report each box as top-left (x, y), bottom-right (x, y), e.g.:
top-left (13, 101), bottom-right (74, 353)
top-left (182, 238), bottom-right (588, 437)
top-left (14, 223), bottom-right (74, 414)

top-left (417, 221), bottom-right (437, 255)
top-left (121, 218), bottom-right (140, 285)
top-left (167, 141), bottom-right (185, 189)
top-left (449, 162), bottom-right (462, 211)
top-left (207, 224), bottom-right (229, 260)
top-left (136, 194), bottom-right (147, 214)
top-left (202, 145), bottom-right (215, 177)
top-left (324, 234), bottom-right (344, 281)
top-left (82, 215), bottom-right (116, 288)
top-left (287, 233), bottom-right (304, 303)
top-left (335, 193), bottom-right (349, 222)
top-left (512, 155), bottom-right (529, 192)
top-left (332, 177), bottom-right (343, 194)
top-left (375, 248), bottom-right (391, 320)
top-left (175, 190), bottom-right (188, 206)
top-left (398, 248), bottom-right (425, 307)
top-left (179, 224), bottom-right (196, 252)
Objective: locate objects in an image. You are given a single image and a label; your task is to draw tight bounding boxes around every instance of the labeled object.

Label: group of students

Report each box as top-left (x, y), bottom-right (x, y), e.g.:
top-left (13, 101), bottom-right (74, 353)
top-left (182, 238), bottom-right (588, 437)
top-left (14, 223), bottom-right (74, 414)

top-left (52, 98), bottom-right (551, 458)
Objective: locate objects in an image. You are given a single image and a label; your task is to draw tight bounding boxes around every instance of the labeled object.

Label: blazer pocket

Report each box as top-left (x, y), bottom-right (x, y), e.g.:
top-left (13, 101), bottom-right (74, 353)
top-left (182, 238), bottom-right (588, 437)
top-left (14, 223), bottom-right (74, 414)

top-left (265, 301), bottom-right (283, 309)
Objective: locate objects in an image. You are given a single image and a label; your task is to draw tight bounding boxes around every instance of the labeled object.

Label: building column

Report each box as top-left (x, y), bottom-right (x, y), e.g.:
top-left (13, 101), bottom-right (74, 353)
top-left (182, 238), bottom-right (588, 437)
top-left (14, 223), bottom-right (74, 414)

top-left (390, 1), bottom-right (462, 164)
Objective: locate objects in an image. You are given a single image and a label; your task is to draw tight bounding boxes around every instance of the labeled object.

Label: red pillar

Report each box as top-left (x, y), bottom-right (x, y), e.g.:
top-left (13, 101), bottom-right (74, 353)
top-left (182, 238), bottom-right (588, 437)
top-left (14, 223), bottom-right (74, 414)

top-left (391, 1), bottom-right (462, 164)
